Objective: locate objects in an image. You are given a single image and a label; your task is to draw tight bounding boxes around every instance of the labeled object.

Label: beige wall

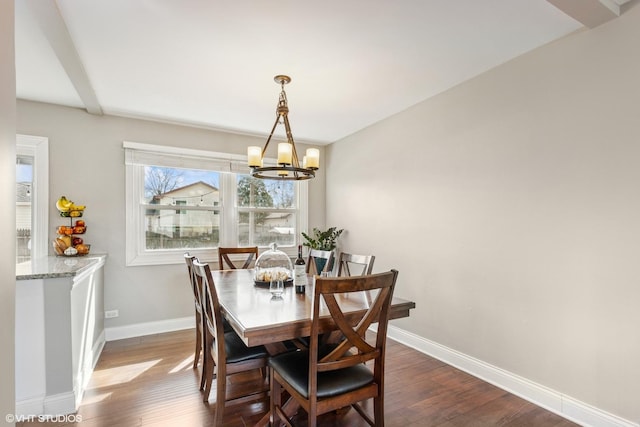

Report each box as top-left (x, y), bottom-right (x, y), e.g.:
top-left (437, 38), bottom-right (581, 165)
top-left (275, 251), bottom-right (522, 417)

top-left (16, 101), bottom-right (326, 328)
top-left (326, 5), bottom-right (640, 424)
top-left (1, 1), bottom-right (16, 424)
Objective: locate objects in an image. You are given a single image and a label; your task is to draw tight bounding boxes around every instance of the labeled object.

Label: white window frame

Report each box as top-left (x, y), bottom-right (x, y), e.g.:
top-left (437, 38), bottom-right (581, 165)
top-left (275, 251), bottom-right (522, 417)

top-left (16, 134), bottom-right (49, 262)
top-left (124, 141), bottom-right (308, 266)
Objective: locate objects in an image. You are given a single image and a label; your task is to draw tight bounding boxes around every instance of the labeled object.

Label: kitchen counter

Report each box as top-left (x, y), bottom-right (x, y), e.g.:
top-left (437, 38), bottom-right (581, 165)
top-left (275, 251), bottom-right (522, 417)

top-left (15, 253), bottom-right (106, 416)
top-left (16, 253), bottom-right (107, 280)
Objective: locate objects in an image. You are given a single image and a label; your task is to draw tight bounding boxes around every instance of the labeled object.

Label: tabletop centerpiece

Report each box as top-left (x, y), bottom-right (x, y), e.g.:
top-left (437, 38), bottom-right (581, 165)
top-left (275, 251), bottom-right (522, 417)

top-left (253, 243), bottom-right (293, 287)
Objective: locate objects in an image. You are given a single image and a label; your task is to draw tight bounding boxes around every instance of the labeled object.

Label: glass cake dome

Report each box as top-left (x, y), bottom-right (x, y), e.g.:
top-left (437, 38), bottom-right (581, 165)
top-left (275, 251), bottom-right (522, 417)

top-left (254, 243), bottom-right (293, 284)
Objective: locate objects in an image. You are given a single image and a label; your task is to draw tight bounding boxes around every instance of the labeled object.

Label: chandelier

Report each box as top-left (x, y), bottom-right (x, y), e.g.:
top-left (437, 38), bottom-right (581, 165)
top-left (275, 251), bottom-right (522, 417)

top-left (247, 75), bottom-right (319, 180)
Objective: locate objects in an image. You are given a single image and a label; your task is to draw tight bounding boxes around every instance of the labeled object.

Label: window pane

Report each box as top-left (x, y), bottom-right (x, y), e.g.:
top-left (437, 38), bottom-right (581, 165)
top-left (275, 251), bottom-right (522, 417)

top-left (237, 176), bottom-right (295, 208)
top-left (145, 166), bottom-right (220, 206)
top-left (238, 211), bottom-right (295, 247)
top-left (145, 207), bottom-right (219, 249)
top-left (16, 155), bottom-right (33, 264)
top-left (144, 166), bottom-right (220, 250)
top-left (237, 175), bottom-right (296, 247)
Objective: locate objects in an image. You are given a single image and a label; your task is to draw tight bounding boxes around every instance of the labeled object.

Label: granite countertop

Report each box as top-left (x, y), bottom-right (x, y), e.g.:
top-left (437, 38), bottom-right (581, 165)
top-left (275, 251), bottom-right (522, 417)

top-left (16, 253), bottom-right (107, 280)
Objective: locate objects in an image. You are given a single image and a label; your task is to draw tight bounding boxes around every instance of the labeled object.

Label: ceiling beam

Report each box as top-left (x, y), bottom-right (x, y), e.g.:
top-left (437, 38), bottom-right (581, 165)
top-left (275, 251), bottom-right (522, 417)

top-left (25, 0), bottom-right (102, 115)
top-left (546, 0), bottom-right (631, 28)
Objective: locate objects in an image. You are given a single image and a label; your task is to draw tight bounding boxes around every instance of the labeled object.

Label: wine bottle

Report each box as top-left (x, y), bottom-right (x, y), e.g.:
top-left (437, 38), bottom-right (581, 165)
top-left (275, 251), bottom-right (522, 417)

top-left (294, 244), bottom-right (306, 294)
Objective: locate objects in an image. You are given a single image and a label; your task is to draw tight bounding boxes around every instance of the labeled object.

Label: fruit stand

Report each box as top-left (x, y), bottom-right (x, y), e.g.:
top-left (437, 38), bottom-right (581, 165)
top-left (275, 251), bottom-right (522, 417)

top-left (53, 196), bottom-right (91, 256)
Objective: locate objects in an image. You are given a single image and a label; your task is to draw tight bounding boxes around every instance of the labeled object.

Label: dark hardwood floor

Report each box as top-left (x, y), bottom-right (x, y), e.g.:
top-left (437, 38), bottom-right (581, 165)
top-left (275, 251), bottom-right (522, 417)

top-left (18, 329), bottom-right (578, 426)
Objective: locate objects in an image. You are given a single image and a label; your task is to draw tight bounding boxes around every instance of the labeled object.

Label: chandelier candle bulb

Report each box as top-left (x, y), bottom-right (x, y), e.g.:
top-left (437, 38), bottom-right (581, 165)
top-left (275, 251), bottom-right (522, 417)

top-left (305, 148), bottom-right (319, 169)
top-left (247, 146), bottom-right (262, 167)
top-left (278, 143), bottom-right (292, 165)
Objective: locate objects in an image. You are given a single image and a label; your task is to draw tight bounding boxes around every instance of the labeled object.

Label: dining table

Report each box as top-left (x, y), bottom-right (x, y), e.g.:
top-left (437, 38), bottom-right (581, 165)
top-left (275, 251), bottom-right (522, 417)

top-left (210, 268), bottom-right (416, 425)
top-left (211, 268), bottom-right (416, 351)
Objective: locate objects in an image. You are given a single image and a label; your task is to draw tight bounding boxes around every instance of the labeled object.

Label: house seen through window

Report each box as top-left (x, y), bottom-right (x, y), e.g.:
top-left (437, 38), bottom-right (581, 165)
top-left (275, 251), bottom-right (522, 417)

top-left (144, 167), bottom-right (221, 250)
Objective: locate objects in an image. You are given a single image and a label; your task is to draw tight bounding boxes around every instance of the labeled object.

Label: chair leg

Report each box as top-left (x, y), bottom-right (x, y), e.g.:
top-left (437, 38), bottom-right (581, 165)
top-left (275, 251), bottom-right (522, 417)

top-left (193, 325), bottom-right (202, 368)
top-left (374, 396), bottom-right (384, 427)
top-left (213, 365), bottom-right (226, 427)
top-left (308, 406), bottom-right (317, 427)
top-left (270, 369), bottom-right (285, 427)
top-left (199, 361), bottom-right (207, 391)
top-left (202, 354), bottom-right (214, 401)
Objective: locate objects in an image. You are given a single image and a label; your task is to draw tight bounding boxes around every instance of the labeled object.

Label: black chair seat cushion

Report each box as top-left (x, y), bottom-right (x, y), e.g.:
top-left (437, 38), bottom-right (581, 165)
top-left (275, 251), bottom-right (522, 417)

top-left (269, 349), bottom-right (373, 399)
top-left (223, 331), bottom-right (268, 363)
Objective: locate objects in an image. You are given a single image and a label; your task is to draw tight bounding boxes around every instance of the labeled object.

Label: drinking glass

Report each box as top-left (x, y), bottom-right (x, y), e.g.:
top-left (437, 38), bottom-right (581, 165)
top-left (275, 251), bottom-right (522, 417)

top-left (270, 279), bottom-right (284, 299)
top-left (320, 271), bottom-right (331, 278)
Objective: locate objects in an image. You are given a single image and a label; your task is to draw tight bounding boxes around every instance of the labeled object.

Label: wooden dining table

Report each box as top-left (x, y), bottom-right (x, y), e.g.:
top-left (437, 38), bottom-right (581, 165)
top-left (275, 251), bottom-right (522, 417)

top-left (211, 268), bottom-right (416, 352)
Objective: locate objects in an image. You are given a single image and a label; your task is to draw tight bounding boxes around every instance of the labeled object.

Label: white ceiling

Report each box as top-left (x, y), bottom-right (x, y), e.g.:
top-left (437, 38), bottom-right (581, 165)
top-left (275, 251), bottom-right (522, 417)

top-left (14, 0), bottom-right (633, 144)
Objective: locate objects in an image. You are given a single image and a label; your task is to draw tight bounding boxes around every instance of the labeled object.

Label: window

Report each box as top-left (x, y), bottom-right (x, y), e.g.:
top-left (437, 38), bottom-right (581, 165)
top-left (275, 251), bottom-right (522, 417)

top-left (16, 155), bottom-right (33, 264)
top-left (16, 134), bottom-right (49, 265)
top-left (174, 200), bottom-right (187, 215)
top-left (124, 142), bottom-right (308, 266)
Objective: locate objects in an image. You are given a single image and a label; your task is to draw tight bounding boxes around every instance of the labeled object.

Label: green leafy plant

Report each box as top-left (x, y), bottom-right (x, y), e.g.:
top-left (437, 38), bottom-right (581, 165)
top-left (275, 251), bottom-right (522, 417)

top-left (301, 227), bottom-right (344, 251)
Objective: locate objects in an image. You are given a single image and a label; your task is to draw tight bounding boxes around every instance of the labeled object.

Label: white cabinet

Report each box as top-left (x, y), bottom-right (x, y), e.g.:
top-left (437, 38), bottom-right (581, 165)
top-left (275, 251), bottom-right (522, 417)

top-left (16, 255), bottom-right (106, 416)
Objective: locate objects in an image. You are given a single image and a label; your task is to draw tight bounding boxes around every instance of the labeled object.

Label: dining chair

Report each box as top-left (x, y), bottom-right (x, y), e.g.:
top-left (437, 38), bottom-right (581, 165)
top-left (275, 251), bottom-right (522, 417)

top-left (322, 251), bottom-right (377, 342)
top-left (306, 249), bottom-right (335, 275)
top-left (218, 246), bottom-right (258, 270)
top-left (184, 253), bottom-right (205, 388)
top-left (336, 252), bottom-right (375, 277)
top-left (269, 269), bottom-right (399, 427)
top-left (192, 259), bottom-right (269, 426)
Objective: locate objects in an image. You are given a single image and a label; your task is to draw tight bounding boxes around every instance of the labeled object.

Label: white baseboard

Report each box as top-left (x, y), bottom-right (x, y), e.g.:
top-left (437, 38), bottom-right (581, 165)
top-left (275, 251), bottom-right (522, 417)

top-left (105, 316), bottom-right (194, 341)
top-left (15, 395), bottom-right (45, 417)
top-left (15, 393), bottom-right (75, 418)
top-left (43, 392), bottom-right (76, 416)
top-left (386, 325), bottom-right (638, 427)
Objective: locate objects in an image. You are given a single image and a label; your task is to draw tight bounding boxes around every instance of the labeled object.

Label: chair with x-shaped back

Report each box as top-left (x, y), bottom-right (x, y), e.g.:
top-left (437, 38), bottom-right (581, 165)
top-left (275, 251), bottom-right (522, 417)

top-left (269, 269), bottom-right (399, 427)
top-left (336, 252), bottom-right (375, 277)
top-left (184, 253), bottom-right (206, 388)
top-left (192, 259), bottom-right (269, 426)
top-left (306, 249), bottom-right (335, 275)
top-left (218, 246), bottom-right (259, 270)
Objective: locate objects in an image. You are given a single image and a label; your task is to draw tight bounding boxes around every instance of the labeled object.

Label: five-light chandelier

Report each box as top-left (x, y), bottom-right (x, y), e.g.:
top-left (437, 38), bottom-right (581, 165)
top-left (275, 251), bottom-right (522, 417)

top-left (247, 75), bottom-right (319, 180)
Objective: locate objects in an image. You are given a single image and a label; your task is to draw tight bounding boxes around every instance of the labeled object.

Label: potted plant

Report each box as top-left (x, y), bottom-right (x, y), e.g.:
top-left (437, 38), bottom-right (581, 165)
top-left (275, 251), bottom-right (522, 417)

top-left (301, 227), bottom-right (343, 272)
